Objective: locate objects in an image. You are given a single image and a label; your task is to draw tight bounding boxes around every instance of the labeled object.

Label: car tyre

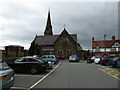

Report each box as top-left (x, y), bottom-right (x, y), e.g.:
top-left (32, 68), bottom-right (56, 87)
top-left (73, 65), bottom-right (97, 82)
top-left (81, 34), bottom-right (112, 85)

top-left (30, 67), bottom-right (38, 74)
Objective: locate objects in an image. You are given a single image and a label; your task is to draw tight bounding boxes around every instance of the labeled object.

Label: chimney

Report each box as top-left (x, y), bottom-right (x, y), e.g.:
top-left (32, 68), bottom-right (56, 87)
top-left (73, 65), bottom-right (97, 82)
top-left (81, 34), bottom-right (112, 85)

top-left (92, 37), bottom-right (94, 41)
top-left (112, 36), bottom-right (115, 41)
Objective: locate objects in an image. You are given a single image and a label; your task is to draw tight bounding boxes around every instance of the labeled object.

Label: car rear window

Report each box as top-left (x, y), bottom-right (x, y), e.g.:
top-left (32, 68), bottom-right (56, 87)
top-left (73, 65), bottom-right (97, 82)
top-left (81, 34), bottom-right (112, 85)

top-left (71, 56), bottom-right (76, 58)
top-left (0, 61), bottom-right (10, 70)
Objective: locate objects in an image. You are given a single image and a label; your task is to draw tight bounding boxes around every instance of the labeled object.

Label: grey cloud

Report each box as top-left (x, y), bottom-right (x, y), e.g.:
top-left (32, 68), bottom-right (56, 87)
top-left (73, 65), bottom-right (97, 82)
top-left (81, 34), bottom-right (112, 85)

top-left (0, 2), bottom-right (118, 49)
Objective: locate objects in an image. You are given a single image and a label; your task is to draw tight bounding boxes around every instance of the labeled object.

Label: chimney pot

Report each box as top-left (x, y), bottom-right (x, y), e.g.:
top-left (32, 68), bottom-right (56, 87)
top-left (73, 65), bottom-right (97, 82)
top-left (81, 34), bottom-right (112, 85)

top-left (112, 36), bottom-right (115, 40)
top-left (92, 37), bottom-right (94, 41)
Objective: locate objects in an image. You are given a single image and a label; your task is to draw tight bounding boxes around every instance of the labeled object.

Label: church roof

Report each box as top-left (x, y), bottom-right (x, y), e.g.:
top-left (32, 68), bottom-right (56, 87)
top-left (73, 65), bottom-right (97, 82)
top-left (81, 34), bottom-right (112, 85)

top-left (34, 34), bottom-right (77, 45)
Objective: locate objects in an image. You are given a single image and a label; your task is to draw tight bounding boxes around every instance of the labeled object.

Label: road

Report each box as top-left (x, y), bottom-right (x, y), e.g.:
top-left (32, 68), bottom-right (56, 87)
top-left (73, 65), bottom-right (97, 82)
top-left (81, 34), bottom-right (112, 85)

top-left (32, 60), bottom-right (119, 89)
top-left (10, 60), bottom-right (119, 90)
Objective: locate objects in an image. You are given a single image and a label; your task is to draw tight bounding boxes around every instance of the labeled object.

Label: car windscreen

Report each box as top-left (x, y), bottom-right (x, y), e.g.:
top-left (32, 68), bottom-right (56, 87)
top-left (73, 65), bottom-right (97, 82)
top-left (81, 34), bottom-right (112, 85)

top-left (112, 57), bottom-right (119, 60)
top-left (71, 56), bottom-right (76, 58)
top-left (0, 61), bottom-right (10, 70)
top-left (15, 58), bottom-right (24, 62)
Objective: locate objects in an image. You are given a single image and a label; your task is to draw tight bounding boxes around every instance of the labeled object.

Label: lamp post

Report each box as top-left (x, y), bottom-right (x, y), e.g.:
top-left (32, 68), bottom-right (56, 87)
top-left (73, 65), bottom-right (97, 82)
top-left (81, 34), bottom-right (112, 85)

top-left (104, 34), bottom-right (106, 56)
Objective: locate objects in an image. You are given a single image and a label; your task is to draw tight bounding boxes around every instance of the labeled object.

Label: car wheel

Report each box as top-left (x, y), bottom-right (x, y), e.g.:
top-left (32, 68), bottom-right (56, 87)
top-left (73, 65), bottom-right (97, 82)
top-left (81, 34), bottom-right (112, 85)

top-left (30, 67), bottom-right (38, 74)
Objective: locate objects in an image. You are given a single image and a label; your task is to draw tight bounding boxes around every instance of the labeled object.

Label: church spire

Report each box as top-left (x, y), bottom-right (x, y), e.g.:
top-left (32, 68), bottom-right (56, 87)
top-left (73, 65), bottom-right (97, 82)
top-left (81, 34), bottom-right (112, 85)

top-left (44, 10), bottom-right (53, 35)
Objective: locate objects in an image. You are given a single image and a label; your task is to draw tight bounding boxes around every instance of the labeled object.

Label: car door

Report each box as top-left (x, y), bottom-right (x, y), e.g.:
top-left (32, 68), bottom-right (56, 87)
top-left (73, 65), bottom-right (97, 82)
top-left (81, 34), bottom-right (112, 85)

top-left (14, 58), bottom-right (28, 72)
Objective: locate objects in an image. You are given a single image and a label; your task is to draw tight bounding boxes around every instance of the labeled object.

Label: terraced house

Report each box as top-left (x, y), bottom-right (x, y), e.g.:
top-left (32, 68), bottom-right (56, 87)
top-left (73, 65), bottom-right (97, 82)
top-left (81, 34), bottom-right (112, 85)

top-left (92, 36), bottom-right (120, 56)
top-left (29, 10), bottom-right (82, 58)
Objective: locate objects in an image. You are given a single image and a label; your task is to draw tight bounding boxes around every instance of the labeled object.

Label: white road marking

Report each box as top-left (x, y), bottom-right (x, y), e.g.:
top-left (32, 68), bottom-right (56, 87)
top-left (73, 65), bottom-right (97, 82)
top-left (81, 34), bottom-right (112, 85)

top-left (15, 74), bottom-right (44, 77)
top-left (28, 63), bottom-right (61, 90)
top-left (11, 86), bottom-right (28, 89)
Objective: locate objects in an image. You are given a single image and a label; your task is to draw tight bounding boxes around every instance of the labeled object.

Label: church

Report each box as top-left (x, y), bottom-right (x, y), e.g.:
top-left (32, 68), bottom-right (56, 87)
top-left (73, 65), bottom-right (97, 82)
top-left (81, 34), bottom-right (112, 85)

top-left (29, 10), bottom-right (82, 58)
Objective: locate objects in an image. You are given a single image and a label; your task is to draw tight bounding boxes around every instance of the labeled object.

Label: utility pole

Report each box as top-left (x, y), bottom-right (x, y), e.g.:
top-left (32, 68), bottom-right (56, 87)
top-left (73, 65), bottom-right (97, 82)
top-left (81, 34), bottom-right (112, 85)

top-left (104, 34), bottom-right (106, 56)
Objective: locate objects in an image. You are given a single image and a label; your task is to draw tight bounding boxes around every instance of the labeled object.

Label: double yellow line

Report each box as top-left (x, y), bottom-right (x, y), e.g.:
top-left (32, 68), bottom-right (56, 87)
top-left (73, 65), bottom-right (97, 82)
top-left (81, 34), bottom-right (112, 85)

top-left (99, 68), bottom-right (120, 80)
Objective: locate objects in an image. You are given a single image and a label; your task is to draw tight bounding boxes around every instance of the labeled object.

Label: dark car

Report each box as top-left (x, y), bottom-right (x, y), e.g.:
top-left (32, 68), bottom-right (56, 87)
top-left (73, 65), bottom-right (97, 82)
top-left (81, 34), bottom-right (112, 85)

top-left (100, 56), bottom-right (115, 66)
top-left (8, 57), bottom-right (49, 74)
top-left (87, 57), bottom-right (94, 63)
top-left (110, 57), bottom-right (120, 68)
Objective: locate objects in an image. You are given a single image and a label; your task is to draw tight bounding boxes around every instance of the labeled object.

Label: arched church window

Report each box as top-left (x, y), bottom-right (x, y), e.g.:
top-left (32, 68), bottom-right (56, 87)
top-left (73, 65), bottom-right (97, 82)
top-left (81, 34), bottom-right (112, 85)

top-left (61, 38), bottom-right (69, 47)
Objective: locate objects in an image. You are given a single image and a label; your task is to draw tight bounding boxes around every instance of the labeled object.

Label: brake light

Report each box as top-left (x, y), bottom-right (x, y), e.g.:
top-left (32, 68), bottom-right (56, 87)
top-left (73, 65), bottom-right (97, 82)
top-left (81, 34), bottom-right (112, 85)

top-left (102, 58), bottom-right (106, 60)
top-left (0, 75), bottom-right (8, 80)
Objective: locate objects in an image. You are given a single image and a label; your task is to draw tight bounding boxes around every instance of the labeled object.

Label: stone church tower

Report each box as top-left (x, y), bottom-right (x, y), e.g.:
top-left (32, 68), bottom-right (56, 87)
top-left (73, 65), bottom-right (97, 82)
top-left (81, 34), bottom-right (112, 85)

top-left (44, 10), bottom-right (53, 35)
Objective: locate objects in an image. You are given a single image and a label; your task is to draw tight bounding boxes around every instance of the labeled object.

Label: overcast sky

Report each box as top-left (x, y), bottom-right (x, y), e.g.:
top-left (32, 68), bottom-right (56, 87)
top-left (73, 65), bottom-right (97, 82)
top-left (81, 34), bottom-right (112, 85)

top-left (0, 0), bottom-right (118, 50)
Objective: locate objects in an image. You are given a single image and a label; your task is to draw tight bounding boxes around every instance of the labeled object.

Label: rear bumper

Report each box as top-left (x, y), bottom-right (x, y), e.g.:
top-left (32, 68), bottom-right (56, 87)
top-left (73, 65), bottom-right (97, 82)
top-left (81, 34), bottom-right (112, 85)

top-left (101, 61), bottom-right (107, 64)
top-left (110, 63), bottom-right (117, 66)
top-left (1, 77), bottom-right (14, 89)
top-left (69, 60), bottom-right (79, 62)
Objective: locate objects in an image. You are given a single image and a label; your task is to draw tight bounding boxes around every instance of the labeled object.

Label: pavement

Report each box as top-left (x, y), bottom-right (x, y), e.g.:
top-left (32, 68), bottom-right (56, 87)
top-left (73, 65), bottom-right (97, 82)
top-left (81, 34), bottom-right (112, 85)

top-left (10, 60), bottom-right (120, 89)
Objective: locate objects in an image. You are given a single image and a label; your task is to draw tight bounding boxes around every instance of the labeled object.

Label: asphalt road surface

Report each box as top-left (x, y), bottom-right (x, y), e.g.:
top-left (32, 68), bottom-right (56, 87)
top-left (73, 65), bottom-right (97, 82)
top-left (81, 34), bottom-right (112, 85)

top-left (32, 60), bottom-right (119, 89)
top-left (10, 60), bottom-right (119, 90)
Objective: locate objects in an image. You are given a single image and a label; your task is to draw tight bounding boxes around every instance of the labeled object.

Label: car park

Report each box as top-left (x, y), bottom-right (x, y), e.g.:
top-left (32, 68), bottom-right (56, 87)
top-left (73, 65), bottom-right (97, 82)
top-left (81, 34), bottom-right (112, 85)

top-left (100, 56), bottom-right (115, 66)
top-left (0, 60), bottom-right (14, 90)
top-left (8, 57), bottom-right (49, 74)
top-left (69, 55), bottom-right (79, 62)
top-left (41, 55), bottom-right (58, 64)
top-left (110, 57), bottom-right (120, 68)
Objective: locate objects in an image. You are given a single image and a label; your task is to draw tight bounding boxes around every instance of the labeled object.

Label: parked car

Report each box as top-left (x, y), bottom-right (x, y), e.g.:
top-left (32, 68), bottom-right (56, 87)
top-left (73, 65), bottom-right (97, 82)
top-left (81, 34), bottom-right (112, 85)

top-left (57, 56), bottom-right (65, 60)
top-left (41, 55), bottom-right (58, 64)
top-left (8, 57), bottom-right (49, 74)
top-left (100, 56), bottom-right (115, 66)
top-left (117, 58), bottom-right (120, 68)
top-left (69, 55), bottom-right (79, 62)
top-left (94, 56), bottom-right (101, 64)
top-left (34, 56), bottom-right (54, 69)
top-left (0, 60), bottom-right (14, 90)
top-left (87, 56), bottom-right (94, 63)
top-left (110, 57), bottom-right (120, 68)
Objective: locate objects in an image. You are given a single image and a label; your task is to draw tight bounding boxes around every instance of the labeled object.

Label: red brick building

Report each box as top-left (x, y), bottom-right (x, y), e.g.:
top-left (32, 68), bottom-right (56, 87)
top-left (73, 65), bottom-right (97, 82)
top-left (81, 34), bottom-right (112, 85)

top-left (5, 45), bottom-right (24, 52)
top-left (92, 36), bottom-right (120, 56)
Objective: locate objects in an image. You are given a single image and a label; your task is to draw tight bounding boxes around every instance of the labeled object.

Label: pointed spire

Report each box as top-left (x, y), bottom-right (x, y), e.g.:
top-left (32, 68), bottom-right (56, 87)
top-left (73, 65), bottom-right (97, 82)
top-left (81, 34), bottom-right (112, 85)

top-left (44, 9), bottom-right (53, 35)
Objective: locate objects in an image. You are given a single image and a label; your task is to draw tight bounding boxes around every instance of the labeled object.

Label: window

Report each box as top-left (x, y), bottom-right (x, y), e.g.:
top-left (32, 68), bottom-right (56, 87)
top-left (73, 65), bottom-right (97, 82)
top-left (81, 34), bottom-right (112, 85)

top-left (1, 62), bottom-right (10, 70)
top-left (106, 48), bottom-right (111, 52)
top-left (95, 46), bottom-right (100, 52)
top-left (118, 48), bottom-right (120, 51)
top-left (28, 58), bottom-right (37, 62)
top-left (15, 58), bottom-right (27, 62)
top-left (58, 50), bottom-right (63, 55)
top-left (100, 49), bottom-right (104, 52)
top-left (68, 50), bottom-right (72, 55)
top-left (111, 48), bottom-right (116, 52)
top-left (95, 49), bottom-right (100, 52)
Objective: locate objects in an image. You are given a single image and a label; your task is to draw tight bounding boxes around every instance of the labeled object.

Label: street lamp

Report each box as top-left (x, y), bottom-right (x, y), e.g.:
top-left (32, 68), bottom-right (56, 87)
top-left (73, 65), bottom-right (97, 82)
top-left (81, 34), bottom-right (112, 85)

top-left (104, 34), bottom-right (106, 56)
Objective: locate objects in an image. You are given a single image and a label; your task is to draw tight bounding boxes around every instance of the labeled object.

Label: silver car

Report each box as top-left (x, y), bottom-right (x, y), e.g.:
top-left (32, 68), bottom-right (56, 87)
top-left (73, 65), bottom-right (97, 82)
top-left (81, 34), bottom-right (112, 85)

top-left (0, 60), bottom-right (14, 90)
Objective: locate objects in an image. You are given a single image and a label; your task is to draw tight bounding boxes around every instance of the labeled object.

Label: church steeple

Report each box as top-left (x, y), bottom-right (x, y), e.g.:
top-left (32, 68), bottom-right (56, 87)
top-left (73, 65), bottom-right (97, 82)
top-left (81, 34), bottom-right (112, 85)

top-left (44, 10), bottom-right (53, 35)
